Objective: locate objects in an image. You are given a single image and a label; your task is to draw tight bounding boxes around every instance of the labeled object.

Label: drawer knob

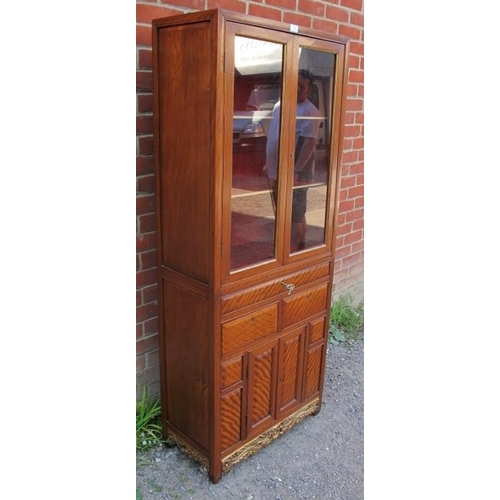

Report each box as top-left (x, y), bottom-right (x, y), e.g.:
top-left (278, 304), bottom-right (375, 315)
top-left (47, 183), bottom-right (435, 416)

top-left (281, 281), bottom-right (295, 295)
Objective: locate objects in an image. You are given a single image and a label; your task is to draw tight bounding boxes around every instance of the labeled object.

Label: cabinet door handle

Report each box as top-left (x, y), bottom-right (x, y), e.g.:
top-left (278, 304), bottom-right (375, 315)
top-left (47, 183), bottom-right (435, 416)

top-left (281, 281), bottom-right (295, 295)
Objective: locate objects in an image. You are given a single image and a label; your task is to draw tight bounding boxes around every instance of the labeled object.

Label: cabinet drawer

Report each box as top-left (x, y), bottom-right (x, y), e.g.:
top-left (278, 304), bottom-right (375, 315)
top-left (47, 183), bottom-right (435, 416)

top-left (221, 262), bottom-right (330, 315)
top-left (282, 283), bottom-right (328, 329)
top-left (222, 304), bottom-right (278, 357)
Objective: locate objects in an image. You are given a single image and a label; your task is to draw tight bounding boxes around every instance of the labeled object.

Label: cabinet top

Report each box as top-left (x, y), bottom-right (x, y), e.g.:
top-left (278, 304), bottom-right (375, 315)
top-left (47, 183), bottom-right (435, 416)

top-left (152, 8), bottom-right (350, 46)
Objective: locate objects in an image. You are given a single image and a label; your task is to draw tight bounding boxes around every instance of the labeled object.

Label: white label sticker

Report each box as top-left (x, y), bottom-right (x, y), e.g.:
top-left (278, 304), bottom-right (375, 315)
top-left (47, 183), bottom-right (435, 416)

top-left (290, 24), bottom-right (299, 33)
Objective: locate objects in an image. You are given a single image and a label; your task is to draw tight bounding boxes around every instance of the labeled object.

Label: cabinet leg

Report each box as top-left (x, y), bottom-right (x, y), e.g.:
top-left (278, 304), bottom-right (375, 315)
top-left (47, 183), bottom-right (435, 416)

top-left (209, 464), bottom-right (222, 484)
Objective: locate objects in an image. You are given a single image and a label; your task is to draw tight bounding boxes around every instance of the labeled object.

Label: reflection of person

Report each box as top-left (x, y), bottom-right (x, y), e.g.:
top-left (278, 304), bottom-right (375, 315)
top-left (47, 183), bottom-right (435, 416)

top-left (263, 69), bottom-right (320, 251)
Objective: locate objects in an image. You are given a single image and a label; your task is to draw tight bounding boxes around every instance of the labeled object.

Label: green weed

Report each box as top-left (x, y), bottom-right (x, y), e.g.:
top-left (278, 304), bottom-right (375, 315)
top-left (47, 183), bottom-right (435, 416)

top-left (329, 294), bottom-right (364, 346)
top-left (136, 386), bottom-right (164, 453)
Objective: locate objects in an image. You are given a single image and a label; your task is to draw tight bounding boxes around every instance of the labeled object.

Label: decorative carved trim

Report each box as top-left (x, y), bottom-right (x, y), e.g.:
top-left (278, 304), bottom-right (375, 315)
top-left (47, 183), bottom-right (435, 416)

top-left (222, 399), bottom-right (320, 472)
top-left (169, 433), bottom-right (209, 469)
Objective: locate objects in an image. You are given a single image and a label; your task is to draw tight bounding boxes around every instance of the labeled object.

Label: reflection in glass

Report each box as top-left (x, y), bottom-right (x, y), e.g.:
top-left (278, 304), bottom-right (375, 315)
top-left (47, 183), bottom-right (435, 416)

top-left (230, 37), bottom-right (283, 271)
top-left (290, 49), bottom-right (335, 253)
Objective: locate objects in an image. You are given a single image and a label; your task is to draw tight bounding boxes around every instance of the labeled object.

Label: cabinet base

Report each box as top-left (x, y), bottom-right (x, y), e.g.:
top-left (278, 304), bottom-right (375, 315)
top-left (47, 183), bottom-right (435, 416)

top-left (168, 398), bottom-right (320, 481)
top-left (222, 398), bottom-right (320, 472)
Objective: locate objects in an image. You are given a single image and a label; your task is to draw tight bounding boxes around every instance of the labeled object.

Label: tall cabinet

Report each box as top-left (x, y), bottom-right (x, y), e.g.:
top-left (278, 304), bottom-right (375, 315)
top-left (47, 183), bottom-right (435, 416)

top-left (152, 9), bottom-right (349, 483)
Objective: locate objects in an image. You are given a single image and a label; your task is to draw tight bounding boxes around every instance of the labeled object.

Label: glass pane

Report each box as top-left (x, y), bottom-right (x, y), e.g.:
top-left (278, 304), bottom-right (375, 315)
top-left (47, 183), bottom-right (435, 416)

top-left (230, 37), bottom-right (283, 271)
top-left (290, 48), bottom-right (335, 253)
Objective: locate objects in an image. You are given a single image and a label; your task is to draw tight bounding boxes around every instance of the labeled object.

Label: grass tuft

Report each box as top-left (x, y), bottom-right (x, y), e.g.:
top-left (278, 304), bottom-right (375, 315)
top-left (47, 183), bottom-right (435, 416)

top-left (136, 386), bottom-right (164, 453)
top-left (329, 294), bottom-right (364, 346)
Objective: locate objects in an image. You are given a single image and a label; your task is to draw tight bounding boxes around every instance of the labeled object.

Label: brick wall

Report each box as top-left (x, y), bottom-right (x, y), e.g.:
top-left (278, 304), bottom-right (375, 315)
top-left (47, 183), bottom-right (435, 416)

top-left (136, 0), bottom-right (364, 398)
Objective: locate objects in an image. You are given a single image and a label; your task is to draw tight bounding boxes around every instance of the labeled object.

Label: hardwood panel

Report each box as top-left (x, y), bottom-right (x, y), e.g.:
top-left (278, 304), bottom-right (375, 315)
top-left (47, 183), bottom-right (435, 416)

top-left (248, 342), bottom-right (277, 431)
top-left (304, 344), bottom-right (324, 399)
top-left (277, 329), bottom-right (305, 413)
top-left (222, 304), bottom-right (278, 357)
top-left (221, 357), bottom-right (243, 389)
top-left (220, 389), bottom-right (242, 452)
top-left (157, 21), bottom-right (212, 282)
top-left (163, 280), bottom-right (209, 450)
top-left (282, 283), bottom-right (328, 329)
top-left (309, 316), bottom-right (326, 345)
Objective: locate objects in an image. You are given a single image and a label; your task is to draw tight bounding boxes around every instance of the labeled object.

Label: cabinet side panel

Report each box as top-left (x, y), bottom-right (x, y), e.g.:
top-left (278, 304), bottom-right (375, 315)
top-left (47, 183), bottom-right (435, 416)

top-left (163, 279), bottom-right (209, 451)
top-left (157, 22), bottom-right (213, 282)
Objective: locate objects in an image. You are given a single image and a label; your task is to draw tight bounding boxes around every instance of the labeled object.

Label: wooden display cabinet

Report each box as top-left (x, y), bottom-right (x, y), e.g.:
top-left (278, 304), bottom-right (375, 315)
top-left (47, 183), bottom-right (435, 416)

top-left (152, 8), bottom-right (349, 483)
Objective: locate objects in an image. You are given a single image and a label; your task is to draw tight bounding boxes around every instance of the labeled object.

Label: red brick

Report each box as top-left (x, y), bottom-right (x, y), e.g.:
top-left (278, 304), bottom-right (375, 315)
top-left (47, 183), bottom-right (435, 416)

top-left (347, 83), bottom-right (358, 97)
top-left (136, 25), bottom-right (152, 46)
top-left (341, 150), bottom-right (357, 164)
top-left (138, 49), bottom-right (152, 70)
top-left (165, 0), bottom-right (210, 10)
top-left (136, 4), bottom-right (179, 24)
top-left (345, 207), bottom-right (363, 222)
top-left (349, 40), bottom-right (364, 56)
top-left (138, 213), bottom-right (157, 234)
top-left (339, 23), bottom-right (361, 40)
top-left (137, 70), bottom-right (153, 92)
top-left (340, 0), bottom-right (363, 11)
top-left (349, 69), bottom-right (364, 84)
top-left (348, 54), bottom-right (361, 69)
top-left (264, 0), bottom-right (296, 10)
top-left (137, 233), bottom-right (157, 252)
top-left (137, 268), bottom-right (158, 290)
top-left (137, 302), bottom-right (158, 324)
top-left (351, 240), bottom-right (364, 254)
top-left (137, 354), bottom-right (146, 372)
top-left (143, 284), bottom-right (158, 304)
top-left (354, 196), bottom-right (364, 209)
top-left (350, 11), bottom-right (364, 26)
top-left (146, 349), bottom-right (160, 369)
top-left (348, 185), bottom-right (364, 199)
top-left (137, 174), bottom-right (155, 194)
top-left (355, 112), bottom-right (364, 125)
top-left (140, 248), bottom-right (158, 270)
top-left (343, 124), bottom-right (361, 138)
top-left (349, 162), bottom-right (363, 175)
top-left (344, 111), bottom-right (355, 124)
top-left (136, 334), bottom-right (159, 356)
top-left (298, 0), bottom-right (325, 17)
top-left (352, 219), bottom-right (365, 231)
top-left (144, 316), bottom-right (159, 336)
top-left (283, 12), bottom-right (312, 28)
top-left (248, 4), bottom-right (282, 21)
top-left (137, 94), bottom-right (153, 113)
top-left (340, 175), bottom-right (355, 189)
top-left (325, 5), bottom-right (349, 22)
top-left (346, 97), bottom-right (363, 111)
top-left (138, 135), bottom-right (154, 155)
top-left (336, 221), bottom-right (353, 236)
top-left (206, 0), bottom-right (246, 13)
top-left (137, 194), bottom-right (155, 215)
top-left (344, 229), bottom-right (362, 245)
top-left (338, 199), bottom-right (354, 214)
top-left (312, 18), bottom-right (338, 35)
top-left (137, 115), bottom-right (153, 135)
top-left (342, 251), bottom-right (360, 268)
top-left (137, 155), bottom-right (154, 176)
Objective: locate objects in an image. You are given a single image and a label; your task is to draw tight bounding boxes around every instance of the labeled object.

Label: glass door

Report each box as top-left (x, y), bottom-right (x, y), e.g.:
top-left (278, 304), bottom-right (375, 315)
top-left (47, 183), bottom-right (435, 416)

top-left (228, 33), bottom-right (286, 273)
top-left (288, 46), bottom-right (336, 255)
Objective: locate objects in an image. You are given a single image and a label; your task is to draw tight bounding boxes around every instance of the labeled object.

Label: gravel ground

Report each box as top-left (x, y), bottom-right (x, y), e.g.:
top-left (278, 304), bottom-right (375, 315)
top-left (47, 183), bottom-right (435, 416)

top-left (136, 338), bottom-right (364, 500)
